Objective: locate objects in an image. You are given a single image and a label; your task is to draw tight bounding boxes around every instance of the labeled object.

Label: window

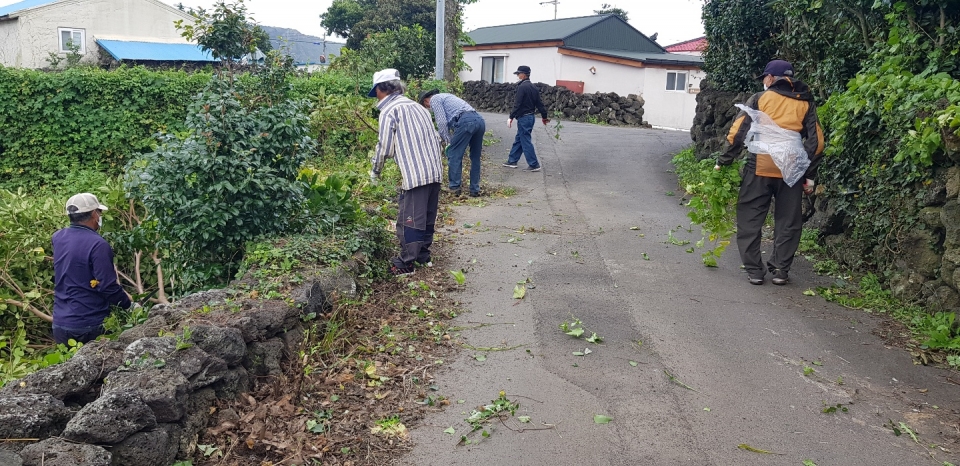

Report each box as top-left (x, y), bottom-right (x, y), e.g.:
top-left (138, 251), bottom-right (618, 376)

top-left (58, 28), bottom-right (85, 54)
top-left (481, 56), bottom-right (505, 84)
top-left (666, 71), bottom-right (687, 91)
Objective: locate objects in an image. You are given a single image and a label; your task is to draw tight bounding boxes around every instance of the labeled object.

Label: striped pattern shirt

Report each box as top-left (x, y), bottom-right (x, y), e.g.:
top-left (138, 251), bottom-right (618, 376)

top-left (428, 93), bottom-right (476, 145)
top-left (373, 93), bottom-right (444, 191)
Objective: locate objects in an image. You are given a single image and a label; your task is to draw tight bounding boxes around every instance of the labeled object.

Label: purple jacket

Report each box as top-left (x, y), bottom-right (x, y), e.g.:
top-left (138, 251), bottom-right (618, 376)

top-left (52, 225), bottom-right (130, 328)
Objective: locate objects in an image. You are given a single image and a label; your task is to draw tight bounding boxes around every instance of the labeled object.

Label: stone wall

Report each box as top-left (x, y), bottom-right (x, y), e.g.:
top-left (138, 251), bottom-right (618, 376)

top-left (689, 80), bottom-right (753, 160)
top-left (0, 268), bottom-right (356, 466)
top-left (462, 80), bottom-right (647, 127)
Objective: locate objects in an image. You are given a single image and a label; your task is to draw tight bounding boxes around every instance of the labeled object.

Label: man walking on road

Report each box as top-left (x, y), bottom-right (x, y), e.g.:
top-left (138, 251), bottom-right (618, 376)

top-left (716, 59), bottom-right (825, 286)
top-left (52, 193), bottom-right (131, 344)
top-left (418, 89), bottom-right (486, 197)
top-left (503, 65), bottom-right (550, 172)
top-left (368, 69), bottom-right (445, 276)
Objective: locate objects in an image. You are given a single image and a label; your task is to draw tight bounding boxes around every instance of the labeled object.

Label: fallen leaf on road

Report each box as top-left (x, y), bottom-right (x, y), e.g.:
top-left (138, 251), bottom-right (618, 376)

top-left (513, 284), bottom-right (526, 299)
top-left (474, 354), bottom-right (487, 362)
top-left (518, 416), bottom-right (531, 423)
top-left (444, 427), bottom-right (455, 434)
top-left (737, 444), bottom-right (781, 455)
top-left (629, 361), bottom-right (638, 367)
top-left (594, 415), bottom-right (613, 424)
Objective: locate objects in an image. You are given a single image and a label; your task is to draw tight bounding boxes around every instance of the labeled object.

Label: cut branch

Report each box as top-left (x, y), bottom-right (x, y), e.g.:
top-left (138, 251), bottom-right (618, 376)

top-left (4, 299), bottom-right (52, 323)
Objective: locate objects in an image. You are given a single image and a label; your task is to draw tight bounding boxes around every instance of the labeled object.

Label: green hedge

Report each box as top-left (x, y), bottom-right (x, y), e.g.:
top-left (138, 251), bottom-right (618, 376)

top-left (0, 67), bottom-right (212, 189)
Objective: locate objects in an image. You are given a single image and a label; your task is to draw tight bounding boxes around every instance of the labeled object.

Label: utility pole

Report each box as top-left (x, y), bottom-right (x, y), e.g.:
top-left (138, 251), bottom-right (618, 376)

top-left (435, 0), bottom-right (444, 79)
top-left (539, 0), bottom-right (558, 20)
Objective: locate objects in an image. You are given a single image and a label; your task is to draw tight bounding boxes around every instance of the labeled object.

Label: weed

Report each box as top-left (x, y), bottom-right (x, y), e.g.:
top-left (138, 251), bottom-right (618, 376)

top-left (449, 270), bottom-right (466, 286)
top-left (461, 391), bottom-right (519, 444)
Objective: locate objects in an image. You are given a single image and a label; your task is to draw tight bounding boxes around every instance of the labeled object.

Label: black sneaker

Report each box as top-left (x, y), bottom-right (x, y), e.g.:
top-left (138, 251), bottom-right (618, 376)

top-left (469, 191), bottom-right (482, 197)
top-left (748, 276), bottom-right (764, 285)
top-left (771, 269), bottom-right (789, 285)
top-left (525, 166), bottom-right (542, 172)
top-left (389, 264), bottom-right (415, 276)
top-left (448, 189), bottom-right (462, 197)
top-left (502, 162), bottom-right (518, 168)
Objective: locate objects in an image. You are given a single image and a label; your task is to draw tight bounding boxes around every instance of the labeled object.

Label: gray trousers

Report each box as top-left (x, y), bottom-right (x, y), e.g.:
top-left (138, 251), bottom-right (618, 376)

top-left (394, 183), bottom-right (441, 267)
top-left (735, 170), bottom-right (804, 279)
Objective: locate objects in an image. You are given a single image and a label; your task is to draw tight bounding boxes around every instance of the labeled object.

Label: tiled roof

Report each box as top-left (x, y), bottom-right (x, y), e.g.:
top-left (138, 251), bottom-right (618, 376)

top-left (664, 37), bottom-right (706, 53)
top-left (467, 15), bottom-right (609, 45)
top-left (0, 0), bottom-right (58, 17)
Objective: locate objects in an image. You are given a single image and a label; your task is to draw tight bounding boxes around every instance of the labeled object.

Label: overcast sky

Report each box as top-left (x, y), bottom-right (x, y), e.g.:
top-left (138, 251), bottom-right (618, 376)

top-left (0, 0), bottom-right (705, 47)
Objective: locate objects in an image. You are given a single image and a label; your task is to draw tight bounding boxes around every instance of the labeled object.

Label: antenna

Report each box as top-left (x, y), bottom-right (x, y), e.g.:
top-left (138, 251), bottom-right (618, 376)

top-left (539, 0), bottom-right (559, 20)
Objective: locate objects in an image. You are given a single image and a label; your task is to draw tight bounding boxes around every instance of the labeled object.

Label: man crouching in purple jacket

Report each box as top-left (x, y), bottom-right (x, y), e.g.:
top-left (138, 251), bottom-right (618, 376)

top-left (51, 193), bottom-right (131, 344)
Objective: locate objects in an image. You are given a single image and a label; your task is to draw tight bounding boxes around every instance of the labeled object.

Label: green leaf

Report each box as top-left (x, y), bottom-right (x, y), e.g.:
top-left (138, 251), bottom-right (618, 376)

top-left (629, 361), bottom-right (638, 367)
top-left (474, 354), bottom-right (487, 362)
top-left (803, 289), bottom-right (816, 296)
top-left (593, 414), bottom-right (613, 424)
top-left (443, 427), bottom-right (456, 434)
top-left (513, 284), bottom-right (526, 299)
top-left (737, 444), bottom-right (778, 455)
top-left (517, 416), bottom-right (531, 423)
top-left (586, 332), bottom-right (603, 343)
top-left (802, 461), bottom-right (818, 466)
top-left (572, 351), bottom-right (585, 356)
top-left (566, 327), bottom-right (584, 337)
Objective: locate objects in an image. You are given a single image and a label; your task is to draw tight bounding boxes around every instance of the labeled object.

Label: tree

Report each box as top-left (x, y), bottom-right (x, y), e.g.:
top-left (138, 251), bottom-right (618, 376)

top-left (175, 0), bottom-right (272, 70)
top-left (321, 0), bottom-right (435, 49)
top-left (594, 3), bottom-right (629, 21)
top-left (319, 0), bottom-right (373, 40)
top-left (133, 0), bottom-right (314, 290)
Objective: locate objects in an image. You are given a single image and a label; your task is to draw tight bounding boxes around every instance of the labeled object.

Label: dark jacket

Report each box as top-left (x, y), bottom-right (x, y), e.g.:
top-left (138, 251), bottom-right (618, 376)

top-left (52, 225), bottom-right (130, 328)
top-left (510, 79), bottom-right (548, 120)
top-left (719, 77), bottom-right (825, 180)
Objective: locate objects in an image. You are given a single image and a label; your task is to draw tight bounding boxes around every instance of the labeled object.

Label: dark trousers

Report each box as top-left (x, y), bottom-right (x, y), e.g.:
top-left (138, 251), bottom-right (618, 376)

top-left (447, 111), bottom-right (486, 194)
top-left (735, 170), bottom-right (804, 278)
top-left (506, 114), bottom-right (540, 168)
top-left (53, 323), bottom-right (105, 345)
top-left (395, 183), bottom-right (441, 267)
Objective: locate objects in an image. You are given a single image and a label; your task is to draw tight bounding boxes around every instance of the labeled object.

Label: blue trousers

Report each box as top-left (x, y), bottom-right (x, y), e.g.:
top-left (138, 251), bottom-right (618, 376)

top-left (447, 111), bottom-right (486, 194)
top-left (53, 323), bottom-right (105, 345)
top-left (506, 114), bottom-right (540, 168)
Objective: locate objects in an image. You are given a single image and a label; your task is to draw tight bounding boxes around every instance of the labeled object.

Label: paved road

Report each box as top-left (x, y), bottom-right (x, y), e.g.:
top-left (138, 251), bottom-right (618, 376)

top-left (404, 113), bottom-right (960, 465)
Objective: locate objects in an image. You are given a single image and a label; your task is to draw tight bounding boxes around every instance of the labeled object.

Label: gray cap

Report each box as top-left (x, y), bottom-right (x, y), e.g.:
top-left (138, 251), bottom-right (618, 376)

top-left (65, 193), bottom-right (108, 215)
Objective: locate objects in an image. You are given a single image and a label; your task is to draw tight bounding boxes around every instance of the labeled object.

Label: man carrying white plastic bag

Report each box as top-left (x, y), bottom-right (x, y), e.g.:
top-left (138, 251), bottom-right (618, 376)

top-left (716, 60), bottom-right (825, 286)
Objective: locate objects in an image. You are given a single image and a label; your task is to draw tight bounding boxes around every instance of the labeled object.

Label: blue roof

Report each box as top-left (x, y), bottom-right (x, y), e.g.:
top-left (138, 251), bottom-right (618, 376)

top-left (97, 39), bottom-right (217, 62)
top-left (0, 0), bottom-right (59, 17)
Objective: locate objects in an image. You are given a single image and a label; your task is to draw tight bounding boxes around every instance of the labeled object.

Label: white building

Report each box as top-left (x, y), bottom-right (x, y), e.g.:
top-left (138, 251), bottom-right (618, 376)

top-left (0, 0), bottom-right (215, 69)
top-left (460, 15), bottom-right (704, 130)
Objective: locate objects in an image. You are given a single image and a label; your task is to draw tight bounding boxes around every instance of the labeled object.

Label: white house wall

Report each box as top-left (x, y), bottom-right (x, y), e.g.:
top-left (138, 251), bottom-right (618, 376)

top-left (641, 67), bottom-right (705, 130)
top-left (0, 20), bottom-right (21, 67)
top-left (460, 47), bottom-right (703, 130)
top-left (461, 47), bottom-right (562, 86)
top-left (13, 0), bottom-right (193, 68)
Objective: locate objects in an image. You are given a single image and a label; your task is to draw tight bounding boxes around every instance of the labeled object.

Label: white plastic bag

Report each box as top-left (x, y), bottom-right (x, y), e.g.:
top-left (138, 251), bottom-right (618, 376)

top-left (734, 104), bottom-right (809, 187)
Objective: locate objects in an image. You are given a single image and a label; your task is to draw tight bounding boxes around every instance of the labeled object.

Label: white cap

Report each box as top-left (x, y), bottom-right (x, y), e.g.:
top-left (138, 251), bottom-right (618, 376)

top-left (368, 68), bottom-right (401, 97)
top-left (65, 193), bottom-right (108, 215)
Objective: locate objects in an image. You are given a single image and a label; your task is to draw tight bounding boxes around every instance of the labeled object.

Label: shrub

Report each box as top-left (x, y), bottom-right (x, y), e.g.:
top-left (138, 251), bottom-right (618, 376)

top-left (0, 66), bottom-right (210, 189)
top-left (125, 74), bottom-right (315, 290)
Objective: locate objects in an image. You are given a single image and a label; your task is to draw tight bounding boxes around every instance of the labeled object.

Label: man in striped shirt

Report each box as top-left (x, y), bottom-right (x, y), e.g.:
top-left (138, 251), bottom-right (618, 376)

top-left (418, 89), bottom-right (486, 197)
top-left (368, 69), bottom-right (444, 276)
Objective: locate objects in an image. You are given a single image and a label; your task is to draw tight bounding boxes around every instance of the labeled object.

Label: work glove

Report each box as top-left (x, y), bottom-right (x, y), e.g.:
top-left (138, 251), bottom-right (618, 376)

top-left (542, 118), bottom-right (551, 125)
top-left (507, 118), bottom-right (513, 128)
top-left (368, 170), bottom-right (379, 186)
top-left (803, 178), bottom-right (815, 195)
